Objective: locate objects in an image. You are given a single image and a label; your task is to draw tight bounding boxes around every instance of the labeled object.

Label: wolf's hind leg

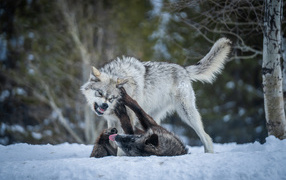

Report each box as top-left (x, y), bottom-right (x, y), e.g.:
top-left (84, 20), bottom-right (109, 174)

top-left (175, 90), bottom-right (214, 153)
top-left (177, 105), bottom-right (213, 153)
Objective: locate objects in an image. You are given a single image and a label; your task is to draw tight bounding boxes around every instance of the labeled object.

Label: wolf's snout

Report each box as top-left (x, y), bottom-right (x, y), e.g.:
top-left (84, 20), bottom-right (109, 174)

top-left (94, 102), bottom-right (109, 116)
top-left (101, 103), bottom-right (108, 110)
top-left (110, 128), bottom-right (117, 134)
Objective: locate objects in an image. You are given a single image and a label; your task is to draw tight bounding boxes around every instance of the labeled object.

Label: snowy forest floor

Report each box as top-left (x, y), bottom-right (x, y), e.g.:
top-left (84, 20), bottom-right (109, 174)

top-left (0, 136), bottom-right (285, 180)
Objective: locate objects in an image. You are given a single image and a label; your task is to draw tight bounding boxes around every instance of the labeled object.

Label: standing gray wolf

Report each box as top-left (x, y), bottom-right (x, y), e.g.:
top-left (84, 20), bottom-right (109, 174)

top-left (81, 38), bottom-right (232, 153)
top-left (90, 87), bottom-right (187, 157)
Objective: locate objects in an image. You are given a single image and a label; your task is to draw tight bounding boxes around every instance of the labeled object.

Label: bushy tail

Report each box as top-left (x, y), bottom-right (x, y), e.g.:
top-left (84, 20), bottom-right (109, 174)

top-left (186, 38), bottom-right (232, 83)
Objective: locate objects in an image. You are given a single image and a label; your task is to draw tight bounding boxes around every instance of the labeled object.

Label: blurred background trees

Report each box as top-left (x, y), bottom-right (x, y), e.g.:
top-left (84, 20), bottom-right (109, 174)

top-left (0, 0), bottom-right (285, 146)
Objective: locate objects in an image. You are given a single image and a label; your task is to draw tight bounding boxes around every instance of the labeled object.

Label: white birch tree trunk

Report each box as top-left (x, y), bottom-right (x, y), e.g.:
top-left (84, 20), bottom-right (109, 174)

top-left (262, 0), bottom-right (286, 139)
top-left (282, 37), bottom-right (286, 111)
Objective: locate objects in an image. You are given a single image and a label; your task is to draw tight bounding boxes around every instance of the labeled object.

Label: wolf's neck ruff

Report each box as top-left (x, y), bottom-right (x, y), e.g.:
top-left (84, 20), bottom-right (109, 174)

top-left (81, 38), bottom-right (232, 153)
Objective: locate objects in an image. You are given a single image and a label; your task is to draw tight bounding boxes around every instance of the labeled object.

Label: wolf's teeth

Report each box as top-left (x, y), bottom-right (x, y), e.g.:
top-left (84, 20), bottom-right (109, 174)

top-left (98, 108), bottom-right (105, 113)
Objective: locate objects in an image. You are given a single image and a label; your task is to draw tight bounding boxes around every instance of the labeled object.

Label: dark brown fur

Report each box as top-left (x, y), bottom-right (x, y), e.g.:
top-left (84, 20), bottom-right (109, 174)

top-left (90, 128), bottom-right (118, 158)
top-left (115, 87), bottom-right (187, 156)
top-left (90, 100), bottom-right (134, 158)
top-left (90, 87), bottom-right (187, 157)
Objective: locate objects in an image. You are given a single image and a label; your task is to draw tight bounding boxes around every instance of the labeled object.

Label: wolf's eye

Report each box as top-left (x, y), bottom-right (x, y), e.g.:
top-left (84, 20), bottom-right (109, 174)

top-left (95, 90), bottom-right (103, 97)
top-left (108, 98), bottom-right (114, 103)
top-left (108, 95), bottom-right (117, 103)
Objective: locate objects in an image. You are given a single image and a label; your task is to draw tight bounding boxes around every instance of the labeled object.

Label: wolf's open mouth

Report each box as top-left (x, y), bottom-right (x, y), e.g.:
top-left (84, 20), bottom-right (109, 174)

top-left (109, 134), bottom-right (117, 141)
top-left (94, 103), bottom-right (105, 116)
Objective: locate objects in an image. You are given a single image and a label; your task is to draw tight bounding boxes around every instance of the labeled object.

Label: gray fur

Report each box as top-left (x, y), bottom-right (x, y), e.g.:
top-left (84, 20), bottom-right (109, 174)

top-left (81, 38), bottom-right (232, 153)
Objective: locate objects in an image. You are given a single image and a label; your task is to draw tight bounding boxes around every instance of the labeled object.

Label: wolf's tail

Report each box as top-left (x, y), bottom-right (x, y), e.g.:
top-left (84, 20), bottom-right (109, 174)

top-left (186, 38), bottom-right (232, 83)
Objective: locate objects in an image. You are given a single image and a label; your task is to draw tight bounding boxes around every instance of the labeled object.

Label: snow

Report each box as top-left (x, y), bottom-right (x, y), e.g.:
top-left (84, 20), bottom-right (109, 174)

top-left (0, 136), bottom-right (285, 180)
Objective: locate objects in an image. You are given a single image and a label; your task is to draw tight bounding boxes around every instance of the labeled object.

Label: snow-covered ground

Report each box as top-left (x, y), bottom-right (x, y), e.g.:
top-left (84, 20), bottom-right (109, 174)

top-left (0, 136), bottom-right (285, 180)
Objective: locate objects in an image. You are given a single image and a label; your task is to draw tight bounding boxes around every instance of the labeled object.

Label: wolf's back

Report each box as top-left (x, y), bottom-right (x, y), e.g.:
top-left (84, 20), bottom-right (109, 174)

top-left (186, 38), bottom-right (232, 83)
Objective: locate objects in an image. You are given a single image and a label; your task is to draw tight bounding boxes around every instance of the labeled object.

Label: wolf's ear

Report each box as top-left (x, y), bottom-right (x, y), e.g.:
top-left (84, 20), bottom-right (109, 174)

top-left (90, 66), bottom-right (101, 81)
top-left (145, 134), bottom-right (159, 147)
top-left (91, 66), bottom-right (101, 77)
top-left (116, 78), bottom-right (128, 88)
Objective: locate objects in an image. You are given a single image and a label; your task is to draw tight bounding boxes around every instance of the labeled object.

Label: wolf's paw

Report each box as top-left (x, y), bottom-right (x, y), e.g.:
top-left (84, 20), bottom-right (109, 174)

top-left (114, 101), bottom-right (127, 118)
top-left (118, 87), bottom-right (127, 97)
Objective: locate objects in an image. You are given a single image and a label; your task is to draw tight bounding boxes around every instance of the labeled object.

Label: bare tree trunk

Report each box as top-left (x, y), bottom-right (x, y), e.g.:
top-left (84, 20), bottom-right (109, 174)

top-left (57, 0), bottom-right (95, 144)
top-left (34, 84), bottom-right (84, 144)
top-left (282, 37), bottom-right (286, 112)
top-left (57, 0), bottom-right (109, 144)
top-left (262, 0), bottom-right (286, 139)
top-left (82, 63), bottom-right (97, 144)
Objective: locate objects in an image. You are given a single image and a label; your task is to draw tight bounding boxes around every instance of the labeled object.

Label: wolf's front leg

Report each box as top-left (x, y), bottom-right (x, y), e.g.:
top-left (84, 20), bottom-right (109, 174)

top-left (118, 87), bottom-right (157, 130)
top-left (114, 101), bottom-right (134, 134)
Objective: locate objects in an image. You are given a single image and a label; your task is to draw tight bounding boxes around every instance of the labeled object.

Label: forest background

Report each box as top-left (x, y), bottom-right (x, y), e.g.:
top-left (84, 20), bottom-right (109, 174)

top-left (1, 0), bottom-right (286, 146)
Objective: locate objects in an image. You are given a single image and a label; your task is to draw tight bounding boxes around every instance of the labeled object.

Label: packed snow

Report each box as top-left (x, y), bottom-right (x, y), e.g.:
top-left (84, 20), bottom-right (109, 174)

top-left (0, 136), bottom-right (285, 180)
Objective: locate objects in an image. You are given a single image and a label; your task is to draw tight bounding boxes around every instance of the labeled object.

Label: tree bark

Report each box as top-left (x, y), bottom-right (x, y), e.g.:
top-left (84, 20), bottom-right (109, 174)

top-left (282, 37), bottom-right (286, 112)
top-left (57, 0), bottom-right (110, 144)
top-left (262, 0), bottom-right (286, 139)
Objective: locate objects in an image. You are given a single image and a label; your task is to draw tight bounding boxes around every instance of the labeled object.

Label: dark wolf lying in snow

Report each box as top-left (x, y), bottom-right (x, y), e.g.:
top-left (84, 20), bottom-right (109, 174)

top-left (90, 87), bottom-right (187, 157)
top-left (82, 38), bottom-right (232, 153)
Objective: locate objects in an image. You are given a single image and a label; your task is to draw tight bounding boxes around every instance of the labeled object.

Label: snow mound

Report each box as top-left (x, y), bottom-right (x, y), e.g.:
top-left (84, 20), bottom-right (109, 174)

top-left (0, 136), bottom-right (285, 180)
